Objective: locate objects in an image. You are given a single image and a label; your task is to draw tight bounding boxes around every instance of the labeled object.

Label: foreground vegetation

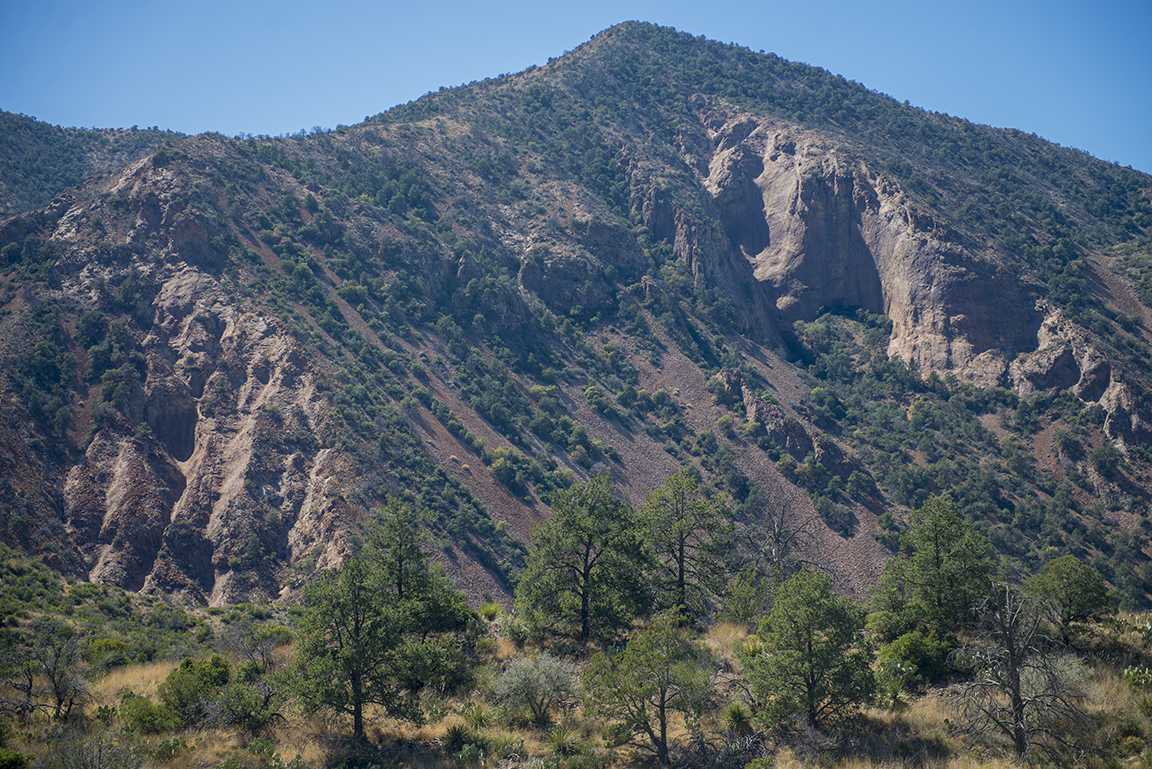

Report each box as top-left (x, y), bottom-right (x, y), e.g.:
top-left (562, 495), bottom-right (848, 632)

top-left (3, 475), bottom-right (1152, 769)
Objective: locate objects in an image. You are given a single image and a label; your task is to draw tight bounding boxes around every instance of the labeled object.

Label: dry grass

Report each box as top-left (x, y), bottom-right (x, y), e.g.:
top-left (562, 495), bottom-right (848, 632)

top-left (91, 658), bottom-right (179, 703)
top-left (14, 618), bottom-right (1152, 769)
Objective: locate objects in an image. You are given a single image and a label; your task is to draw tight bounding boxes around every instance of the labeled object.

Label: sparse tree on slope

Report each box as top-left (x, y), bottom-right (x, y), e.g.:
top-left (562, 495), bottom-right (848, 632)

top-left (293, 499), bottom-right (471, 741)
top-left (1026, 554), bottom-right (1114, 640)
top-left (951, 583), bottom-right (1091, 760)
top-left (583, 614), bottom-right (713, 767)
top-left (741, 568), bottom-right (874, 729)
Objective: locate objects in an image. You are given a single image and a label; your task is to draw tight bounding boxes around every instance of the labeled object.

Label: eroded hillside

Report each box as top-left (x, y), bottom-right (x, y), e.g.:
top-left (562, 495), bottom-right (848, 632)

top-left (2, 22), bottom-right (1152, 606)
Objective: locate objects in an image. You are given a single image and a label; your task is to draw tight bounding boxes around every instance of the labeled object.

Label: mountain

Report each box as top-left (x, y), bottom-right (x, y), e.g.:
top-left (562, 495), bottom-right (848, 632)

top-left (2, 22), bottom-right (1151, 607)
top-left (0, 110), bottom-right (179, 218)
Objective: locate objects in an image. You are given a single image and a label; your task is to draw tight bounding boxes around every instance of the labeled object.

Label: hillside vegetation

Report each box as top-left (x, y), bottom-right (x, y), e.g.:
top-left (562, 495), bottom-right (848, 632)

top-left (2, 20), bottom-right (1152, 765)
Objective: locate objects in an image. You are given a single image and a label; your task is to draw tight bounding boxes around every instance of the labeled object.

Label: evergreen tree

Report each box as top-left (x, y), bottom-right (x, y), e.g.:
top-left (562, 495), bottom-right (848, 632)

top-left (1027, 554), bottom-right (1114, 640)
top-left (515, 474), bottom-right (652, 643)
top-left (293, 499), bottom-right (471, 741)
top-left (640, 470), bottom-right (732, 621)
top-left (873, 495), bottom-right (999, 637)
top-left (583, 614), bottom-right (713, 767)
top-left (742, 569), bottom-right (874, 728)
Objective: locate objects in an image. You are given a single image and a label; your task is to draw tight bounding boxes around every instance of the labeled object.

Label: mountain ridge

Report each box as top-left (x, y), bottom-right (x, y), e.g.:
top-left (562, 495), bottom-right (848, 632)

top-left (2, 21), bottom-right (1152, 607)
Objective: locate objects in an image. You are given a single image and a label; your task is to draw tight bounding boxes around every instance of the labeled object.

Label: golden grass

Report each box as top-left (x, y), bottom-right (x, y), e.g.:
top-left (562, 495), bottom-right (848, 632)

top-left (705, 620), bottom-right (750, 675)
top-left (91, 658), bottom-right (179, 703)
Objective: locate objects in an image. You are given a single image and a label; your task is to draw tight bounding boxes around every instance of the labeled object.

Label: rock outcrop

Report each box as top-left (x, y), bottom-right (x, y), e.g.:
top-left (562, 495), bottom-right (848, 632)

top-left (684, 112), bottom-right (1047, 385)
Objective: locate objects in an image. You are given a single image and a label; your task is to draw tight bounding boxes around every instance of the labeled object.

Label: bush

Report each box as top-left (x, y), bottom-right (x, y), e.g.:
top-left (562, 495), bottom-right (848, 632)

top-left (1124, 665), bottom-right (1152, 690)
top-left (119, 692), bottom-right (180, 734)
top-left (0, 749), bottom-right (30, 769)
top-left (489, 654), bottom-right (577, 727)
top-left (157, 655), bottom-right (231, 726)
top-left (877, 628), bottom-right (956, 684)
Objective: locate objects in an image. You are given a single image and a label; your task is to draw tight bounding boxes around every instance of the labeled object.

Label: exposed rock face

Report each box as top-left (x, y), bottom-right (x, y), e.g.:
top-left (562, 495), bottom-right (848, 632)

top-left (57, 259), bottom-right (353, 604)
top-left (714, 367), bottom-right (813, 460)
top-left (684, 112), bottom-right (1047, 384)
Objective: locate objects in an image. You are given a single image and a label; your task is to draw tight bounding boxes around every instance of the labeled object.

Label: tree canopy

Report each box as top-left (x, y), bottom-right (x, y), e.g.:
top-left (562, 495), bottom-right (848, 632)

top-left (515, 474), bottom-right (652, 643)
top-left (292, 499), bottom-right (472, 741)
top-left (583, 614), bottom-right (713, 767)
top-left (1027, 554), bottom-right (1114, 637)
top-left (742, 568), bottom-right (874, 728)
top-left (639, 469), bottom-right (732, 622)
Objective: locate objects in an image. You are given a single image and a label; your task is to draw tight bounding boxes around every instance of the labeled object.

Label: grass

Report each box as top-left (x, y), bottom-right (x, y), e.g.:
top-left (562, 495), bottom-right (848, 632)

top-left (95, 658), bottom-right (180, 699)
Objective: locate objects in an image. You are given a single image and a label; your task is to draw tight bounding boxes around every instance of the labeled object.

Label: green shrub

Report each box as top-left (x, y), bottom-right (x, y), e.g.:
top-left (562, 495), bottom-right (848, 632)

top-left (157, 655), bottom-right (231, 726)
top-left (545, 727), bottom-right (584, 757)
top-left (0, 748), bottom-right (30, 769)
top-left (877, 628), bottom-right (955, 683)
top-left (1124, 665), bottom-right (1152, 689)
top-left (489, 654), bottom-right (577, 727)
top-left (119, 692), bottom-right (180, 734)
top-left (152, 737), bottom-right (187, 760)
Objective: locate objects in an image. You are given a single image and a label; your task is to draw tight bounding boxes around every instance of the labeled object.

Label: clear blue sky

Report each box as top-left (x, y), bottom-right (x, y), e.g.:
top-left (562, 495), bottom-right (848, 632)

top-left (3, 0), bottom-right (1150, 174)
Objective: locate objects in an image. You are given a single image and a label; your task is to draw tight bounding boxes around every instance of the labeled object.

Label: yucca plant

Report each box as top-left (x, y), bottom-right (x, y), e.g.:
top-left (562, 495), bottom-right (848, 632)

top-left (878, 676), bottom-right (910, 712)
top-left (545, 726), bottom-right (584, 757)
top-left (721, 701), bottom-right (753, 735)
top-left (460, 701), bottom-right (493, 729)
top-left (444, 724), bottom-right (477, 753)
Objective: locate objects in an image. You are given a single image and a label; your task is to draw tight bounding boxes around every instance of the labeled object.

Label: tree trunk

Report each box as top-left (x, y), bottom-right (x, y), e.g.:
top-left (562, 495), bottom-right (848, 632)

top-left (352, 674), bottom-right (364, 741)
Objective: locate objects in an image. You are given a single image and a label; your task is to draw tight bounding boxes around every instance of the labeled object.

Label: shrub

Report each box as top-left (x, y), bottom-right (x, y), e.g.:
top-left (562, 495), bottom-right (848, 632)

top-left (489, 654), bottom-right (577, 727)
top-left (545, 727), bottom-right (585, 757)
top-left (460, 701), bottom-right (493, 729)
top-left (0, 749), bottom-right (30, 769)
top-left (443, 724), bottom-right (477, 753)
top-left (1124, 665), bottom-right (1152, 690)
top-left (119, 692), bottom-right (180, 734)
top-left (721, 701), bottom-right (753, 735)
top-left (877, 628), bottom-right (955, 684)
top-left (157, 655), bottom-right (231, 726)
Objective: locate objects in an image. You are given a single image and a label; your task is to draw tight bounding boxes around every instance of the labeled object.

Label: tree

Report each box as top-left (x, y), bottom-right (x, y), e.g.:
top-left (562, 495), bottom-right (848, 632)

top-left (1026, 554), bottom-right (1114, 640)
top-left (221, 619), bottom-right (293, 674)
top-left (515, 474), bottom-right (652, 643)
top-left (157, 655), bottom-right (230, 727)
top-left (901, 495), bottom-right (998, 632)
top-left (640, 470), bottom-right (732, 621)
top-left (720, 489), bottom-right (819, 627)
top-left (489, 654), bottom-right (578, 727)
top-left (951, 583), bottom-right (1091, 760)
top-left (742, 569), bottom-right (874, 729)
top-left (583, 615), bottom-right (713, 767)
top-left (33, 635), bottom-right (90, 721)
top-left (293, 500), bottom-right (471, 741)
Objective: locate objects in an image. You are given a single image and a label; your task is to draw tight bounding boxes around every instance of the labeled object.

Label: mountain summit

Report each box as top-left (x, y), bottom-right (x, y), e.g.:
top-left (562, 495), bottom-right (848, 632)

top-left (2, 22), bottom-right (1151, 605)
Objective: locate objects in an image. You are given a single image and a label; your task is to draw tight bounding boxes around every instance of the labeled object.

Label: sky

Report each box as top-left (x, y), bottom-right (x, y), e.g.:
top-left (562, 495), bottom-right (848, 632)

top-left (2, 0), bottom-right (1150, 174)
